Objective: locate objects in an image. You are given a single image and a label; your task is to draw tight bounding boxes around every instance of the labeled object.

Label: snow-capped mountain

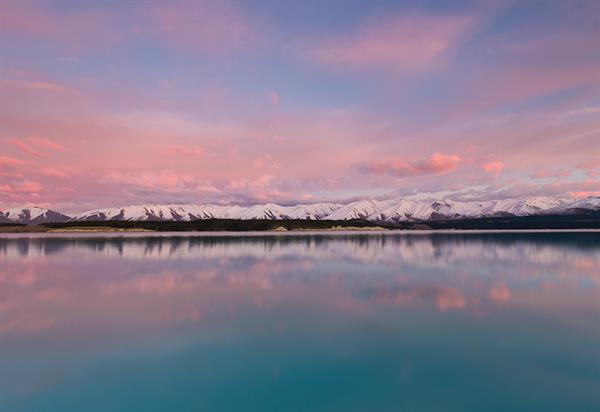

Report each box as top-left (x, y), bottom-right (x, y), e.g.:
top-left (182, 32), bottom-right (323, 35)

top-left (71, 203), bottom-right (343, 222)
top-left (0, 207), bottom-right (70, 224)
top-left (547, 197), bottom-right (600, 215)
top-left (325, 196), bottom-right (572, 222)
top-left (483, 197), bottom-right (569, 216)
top-left (326, 199), bottom-right (383, 220)
top-left (5, 196), bottom-right (599, 224)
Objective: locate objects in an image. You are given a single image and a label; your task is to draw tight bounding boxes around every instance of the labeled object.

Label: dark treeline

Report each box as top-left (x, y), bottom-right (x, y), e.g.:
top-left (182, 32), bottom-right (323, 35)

top-left (42, 219), bottom-right (385, 231)
top-left (25, 212), bottom-right (600, 231)
top-left (419, 213), bottom-right (600, 230)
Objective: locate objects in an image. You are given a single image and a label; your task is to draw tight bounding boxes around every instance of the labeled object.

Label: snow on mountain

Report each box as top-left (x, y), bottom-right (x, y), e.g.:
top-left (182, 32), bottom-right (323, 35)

top-left (547, 196), bottom-right (600, 214)
top-left (321, 196), bottom-right (575, 222)
top-left (1, 207), bottom-right (71, 224)
top-left (326, 198), bottom-right (477, 222)
top-left (71, 203), bottom-right (344, 222)
top-left (483, 197), bottom-right (570, 217)
top-left (287, 203), bottom-right (342, 219)
top-left (326, 199), bottom-right (384, 220)
top-left (73, 204), bottom-right (208, 222)
top-left (9, 195), bottom-right (599, 225)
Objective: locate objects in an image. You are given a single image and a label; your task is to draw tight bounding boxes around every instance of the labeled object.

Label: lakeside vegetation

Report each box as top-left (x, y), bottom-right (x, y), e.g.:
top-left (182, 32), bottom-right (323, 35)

top-left (41, 219), bottom-right (387, 232)
top-left (419, 213), bottom-right (600, 230)
top-left (1, 213), bottom-right (599, 233)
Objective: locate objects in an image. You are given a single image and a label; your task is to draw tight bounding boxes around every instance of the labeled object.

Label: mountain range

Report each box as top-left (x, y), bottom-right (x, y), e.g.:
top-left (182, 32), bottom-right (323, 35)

top-left (2, 195), bottom-right (600, 225)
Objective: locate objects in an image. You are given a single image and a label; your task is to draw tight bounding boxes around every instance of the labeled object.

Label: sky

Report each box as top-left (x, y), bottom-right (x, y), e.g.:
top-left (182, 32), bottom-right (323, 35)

top-left (1, 0), bottom-right (599, 212)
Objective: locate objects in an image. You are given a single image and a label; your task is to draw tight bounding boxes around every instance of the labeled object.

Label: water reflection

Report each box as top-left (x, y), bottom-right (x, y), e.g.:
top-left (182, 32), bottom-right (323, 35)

top-left (1, 232), bottom-right (599, 411)
top-left (1, 232), bottom-right (599, 335)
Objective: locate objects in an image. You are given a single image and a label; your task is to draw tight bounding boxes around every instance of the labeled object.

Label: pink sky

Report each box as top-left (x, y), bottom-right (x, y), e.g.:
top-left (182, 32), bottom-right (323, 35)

top-left (1, 1), bottom-right (599, 212)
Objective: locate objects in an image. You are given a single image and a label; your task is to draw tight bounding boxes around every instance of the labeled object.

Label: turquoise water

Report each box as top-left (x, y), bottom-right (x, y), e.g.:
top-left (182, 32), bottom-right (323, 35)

top-left (1, 231), bottom-right (599, 411)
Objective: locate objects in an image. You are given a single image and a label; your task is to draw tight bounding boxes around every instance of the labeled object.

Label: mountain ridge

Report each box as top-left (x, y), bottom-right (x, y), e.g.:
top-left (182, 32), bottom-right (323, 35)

top-left (2, 196), bottom-right (599, 224)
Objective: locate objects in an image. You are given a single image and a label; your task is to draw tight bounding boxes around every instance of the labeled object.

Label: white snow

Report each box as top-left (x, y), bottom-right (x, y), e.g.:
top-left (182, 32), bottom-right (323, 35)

top-left (0, 207), bottom-right (69, 223)
top-left (5, 196), bottom-right (599, 224)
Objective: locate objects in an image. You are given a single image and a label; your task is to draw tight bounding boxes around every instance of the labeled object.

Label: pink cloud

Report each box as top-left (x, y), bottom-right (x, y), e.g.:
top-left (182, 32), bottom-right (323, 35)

top-left (1, 48), bottom-right (597, 209)
top-left (40, 168), bottom-right (70, 178)
top-left (0, 2), bottom-right (123, 52)
top-left (145, 2), bottom-right (253, 52)
top-left (531, 169), bottom-right (571, 179)
top-left (0, 156), bottom-right (26, 167)
top-left (481, 179), bottom-right (600, 201)
top-left (570, 191), bottom-right (600, 198)
top-left (1, 79), bottom-right (66, 93)
top-left (102, 169), bottom-right (220, 196)
top-left (9, 139), bottom-right (46, 157)
top-left (443, 40), bottom-right (600, 119)
top-left (576, 159), bottom-right (600, 171)
top-left (253, 154), bottom-right (279, 169)
top-left (270, 91), bottom-right (279, 106)
top-left (365, 153), bottom-right (461, 177)
top-left (0, 180), bottom-right (43, 195)
top-left (308, 14), bottom-right (474, 71)
top-left (15, 180), bottom-right (42, 194)
top-left (29, 137), bottom-right (65, 152)
top-left (482, 161), bottom-right (504, 174)
top-left (8, 137), bottom-right (65, 157)
top-left (0, 2), bottom-right (256, 54)
top-left (163, 145), bottom-right (204, 158)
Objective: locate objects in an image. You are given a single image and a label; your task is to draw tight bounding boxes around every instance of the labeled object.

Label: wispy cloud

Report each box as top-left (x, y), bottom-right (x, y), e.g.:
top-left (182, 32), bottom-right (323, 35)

top-left (364, 153), bottom-right (461, 177)
top-left (482, 161), bottom-right (504, 174)
top-left (8, 137), bottom-right (64, 157)
top-left (307, 14), bottom-right (475, 72)
top-left (0, 156), bottom-right (26, 167)
top-left (162, 145), bottom-right (204, 158)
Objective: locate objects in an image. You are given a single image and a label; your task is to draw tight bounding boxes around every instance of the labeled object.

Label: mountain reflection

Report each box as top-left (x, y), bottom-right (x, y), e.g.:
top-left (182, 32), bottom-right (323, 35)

top-left (0, 232), bottom-right (599, 339)
top-left (2, 232), bottom-right (599, 265)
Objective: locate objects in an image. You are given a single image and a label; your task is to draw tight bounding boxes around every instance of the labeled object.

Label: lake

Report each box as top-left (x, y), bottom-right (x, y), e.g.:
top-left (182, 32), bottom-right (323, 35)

top-left (1, 231), bottom-right (599, 411)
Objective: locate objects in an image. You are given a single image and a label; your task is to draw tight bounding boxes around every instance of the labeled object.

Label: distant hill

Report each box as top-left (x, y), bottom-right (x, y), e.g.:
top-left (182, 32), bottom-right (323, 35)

top-left (3, 196), bottom-right (600, 227)
top-left (0, 207), bottom-right (70, 224)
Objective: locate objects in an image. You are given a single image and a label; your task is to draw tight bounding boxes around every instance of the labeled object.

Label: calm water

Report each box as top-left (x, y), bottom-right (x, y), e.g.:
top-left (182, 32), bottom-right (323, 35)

top-left (1, 231), bottom-right (599, 412)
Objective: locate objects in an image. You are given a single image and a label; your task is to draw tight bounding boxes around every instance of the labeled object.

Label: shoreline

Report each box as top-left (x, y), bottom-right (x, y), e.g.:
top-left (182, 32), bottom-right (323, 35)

top-left (0, 225), bottom-right (390, 234)
top-left (1, 228), bottom-right (599, 240)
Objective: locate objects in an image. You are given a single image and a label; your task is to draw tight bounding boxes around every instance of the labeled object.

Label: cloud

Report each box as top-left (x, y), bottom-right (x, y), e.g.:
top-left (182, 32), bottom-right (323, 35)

top-left (9, 139), bottom-right (45, 157)
top-left (364, 153), bottom-right (461, 177)
top-left (40, 168), bottom-right (70, 178)
top-left (14, 180), bottom-right (42, 194)
top-left (0, 1), bottom-right (256, 54)
top-left (253, 154), bottom-right (279, 169)
top-left (1, 79), bottom-right (66, 93)
top-left (561, 106), bottom-right (600, 119)
top-left (0, 156), bottom-right (26, 167)
top-left (163, 145), bottom-right (204, 158)
top-left (8, 137), bottom-right (65, 157)
top-left (269, 91), bottom-right (279, 106)
top-left (102, 169), bottom-right (217, 193)
top-left (29, 137), bottom-right (65, 152)
top-left (531, 169), bottom-right (571, 179)
top-left (482, 161), bottom-right (504, 174)
top-left (308, 14), bottom-right (474, 72)
top-left (0, 180), bottom-right (42, 195)
top-left (576, 159), bottom-right (600, 171)
top-left (481, 180), bottom-right (600, 200)
top-left (570, 190), bottom-right (600, 199)
top-left (570, 191), bottom-right (600, 198)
